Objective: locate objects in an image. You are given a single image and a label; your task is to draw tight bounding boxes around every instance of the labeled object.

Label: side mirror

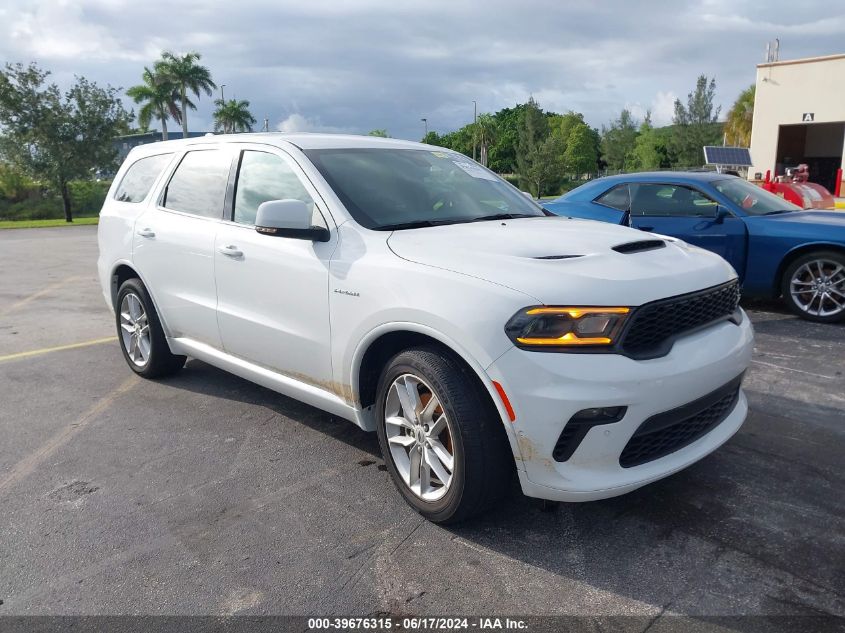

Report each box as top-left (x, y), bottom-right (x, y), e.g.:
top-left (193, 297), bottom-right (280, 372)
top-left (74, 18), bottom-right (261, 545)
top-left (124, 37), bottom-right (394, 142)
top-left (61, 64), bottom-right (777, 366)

top-left (255, 199), bottom-right (329, 242)
top-left (713, 206), bottom-right (731, 224)
top-left (521, 191), bottom-right (534, 199)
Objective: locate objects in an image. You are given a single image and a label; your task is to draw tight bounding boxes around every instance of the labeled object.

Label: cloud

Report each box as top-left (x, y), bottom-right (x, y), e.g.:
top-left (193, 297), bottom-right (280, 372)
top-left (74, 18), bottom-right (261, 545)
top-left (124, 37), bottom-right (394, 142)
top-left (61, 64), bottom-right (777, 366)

top-left (623, 91), bottom-right (677, 127)
top-left (6, 0), bottom-right (160, 62)
top-left (652, 92), bottom-right (679, 127)
top-left (275, 113), bottom-right (351, 134)
top-left (0, 0), bottom-right (841, 140)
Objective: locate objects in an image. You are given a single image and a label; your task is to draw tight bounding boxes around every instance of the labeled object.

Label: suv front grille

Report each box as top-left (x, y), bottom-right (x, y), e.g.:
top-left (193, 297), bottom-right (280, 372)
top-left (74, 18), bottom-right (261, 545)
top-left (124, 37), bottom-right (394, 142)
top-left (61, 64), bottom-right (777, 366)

top-left (619, 374), bottom-right (743, 468)
top-left (619, 280), bottom-right (741, 359)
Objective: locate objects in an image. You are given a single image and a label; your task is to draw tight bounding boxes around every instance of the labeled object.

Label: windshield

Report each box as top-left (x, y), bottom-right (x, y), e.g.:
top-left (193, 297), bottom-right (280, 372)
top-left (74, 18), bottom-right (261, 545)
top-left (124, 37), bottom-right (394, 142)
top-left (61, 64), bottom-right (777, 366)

top-left (713, 178), bottom-right (802, 215)
top-left (304, 148), bottom-right (545, 230)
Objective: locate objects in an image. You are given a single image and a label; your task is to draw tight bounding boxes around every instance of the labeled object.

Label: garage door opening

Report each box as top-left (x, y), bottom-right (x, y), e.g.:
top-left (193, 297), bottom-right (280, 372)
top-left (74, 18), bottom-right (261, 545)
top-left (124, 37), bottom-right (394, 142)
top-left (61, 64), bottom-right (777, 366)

top-left (775, 122), bottom-right (845, 192)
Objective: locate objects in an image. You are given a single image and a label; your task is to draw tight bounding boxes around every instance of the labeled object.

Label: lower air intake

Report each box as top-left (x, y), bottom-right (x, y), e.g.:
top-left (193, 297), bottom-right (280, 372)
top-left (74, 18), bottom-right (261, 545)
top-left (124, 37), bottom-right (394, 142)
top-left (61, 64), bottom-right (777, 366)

top-left (619, 374), bottom-right (743, 468)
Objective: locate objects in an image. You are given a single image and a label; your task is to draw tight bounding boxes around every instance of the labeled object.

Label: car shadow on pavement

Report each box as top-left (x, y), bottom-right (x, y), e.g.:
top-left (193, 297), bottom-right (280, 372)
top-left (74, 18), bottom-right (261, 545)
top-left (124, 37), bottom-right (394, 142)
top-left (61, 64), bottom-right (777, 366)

top-left (160, 359), bottom-right (382, 459)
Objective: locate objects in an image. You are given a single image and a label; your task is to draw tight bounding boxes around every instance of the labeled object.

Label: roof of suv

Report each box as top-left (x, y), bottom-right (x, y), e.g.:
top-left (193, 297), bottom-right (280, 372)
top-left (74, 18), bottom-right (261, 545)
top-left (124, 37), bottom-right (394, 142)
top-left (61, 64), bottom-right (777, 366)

top-left (128, 132), bottom-right (431, 156)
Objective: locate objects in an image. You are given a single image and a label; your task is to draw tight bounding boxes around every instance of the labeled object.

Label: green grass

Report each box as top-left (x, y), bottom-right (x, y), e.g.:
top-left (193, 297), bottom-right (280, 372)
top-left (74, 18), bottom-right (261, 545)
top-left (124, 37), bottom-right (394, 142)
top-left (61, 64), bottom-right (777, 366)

top-left (0, 217), bottom-right (99, 229)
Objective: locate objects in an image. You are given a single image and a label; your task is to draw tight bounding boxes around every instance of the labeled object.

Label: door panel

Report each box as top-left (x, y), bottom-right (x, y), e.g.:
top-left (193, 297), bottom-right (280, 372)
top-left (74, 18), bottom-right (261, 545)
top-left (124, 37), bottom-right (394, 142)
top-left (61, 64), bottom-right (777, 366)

top-left (132, 148), bottom-right (234, 347)
top-left (214, 148), bottom-right (335, 387)
top-left (133, 208), bottom-right (221, 346)
top-left (629, 183), bottom-right (748, 277)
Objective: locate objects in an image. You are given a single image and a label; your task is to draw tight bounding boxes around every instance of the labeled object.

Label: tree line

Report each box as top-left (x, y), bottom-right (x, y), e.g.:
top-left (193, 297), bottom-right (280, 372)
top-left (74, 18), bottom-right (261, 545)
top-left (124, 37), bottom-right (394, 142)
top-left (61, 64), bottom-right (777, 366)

top-left (0, 56), bottom-right (755, 221)
top-left (0, 53), bottom-right (260, 221)
top-left (422, 75), bottom-right (754, 197)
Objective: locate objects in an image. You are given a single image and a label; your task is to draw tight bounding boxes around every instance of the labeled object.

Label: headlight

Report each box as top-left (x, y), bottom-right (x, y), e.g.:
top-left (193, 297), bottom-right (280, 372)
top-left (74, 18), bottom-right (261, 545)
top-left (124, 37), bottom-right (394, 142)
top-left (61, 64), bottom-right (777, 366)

top-left (505, 306), bottom-right (630, 349)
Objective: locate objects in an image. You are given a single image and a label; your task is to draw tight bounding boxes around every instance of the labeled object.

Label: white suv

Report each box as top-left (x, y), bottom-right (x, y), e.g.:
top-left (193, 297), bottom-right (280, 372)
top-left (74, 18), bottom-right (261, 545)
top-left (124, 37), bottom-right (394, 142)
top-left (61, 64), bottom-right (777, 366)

top-left (98, 134), bottom-right (753, 523)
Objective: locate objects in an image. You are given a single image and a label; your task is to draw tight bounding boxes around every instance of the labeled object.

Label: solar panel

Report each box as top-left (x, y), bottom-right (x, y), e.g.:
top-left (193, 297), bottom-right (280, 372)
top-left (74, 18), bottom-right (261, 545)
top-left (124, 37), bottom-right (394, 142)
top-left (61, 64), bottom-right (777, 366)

top-left (703, 146), bottom-right (752, 166)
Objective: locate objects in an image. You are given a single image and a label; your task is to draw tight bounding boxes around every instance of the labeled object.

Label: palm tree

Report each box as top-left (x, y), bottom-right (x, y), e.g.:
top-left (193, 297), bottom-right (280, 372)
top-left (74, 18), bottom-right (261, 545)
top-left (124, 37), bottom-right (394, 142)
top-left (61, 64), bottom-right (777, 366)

top-left (724, 85), bottom-right (755, 147)
top-left (475, 113), bottom-right (498, 167)
top-left (126, 67), bottom-right (181, 141)
top-left (213, 98), bottom-right (256, 134)
top-left (156, 51), bottom-right (216, 138)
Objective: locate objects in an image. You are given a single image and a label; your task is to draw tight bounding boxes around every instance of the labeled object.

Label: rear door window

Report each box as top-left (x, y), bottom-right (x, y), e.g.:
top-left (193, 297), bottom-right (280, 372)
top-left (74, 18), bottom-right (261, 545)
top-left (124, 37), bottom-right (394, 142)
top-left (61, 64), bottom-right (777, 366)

top-left (113, 153), bottom-right (173, 203)
top-left (162, 149), bottom-right (232, 219)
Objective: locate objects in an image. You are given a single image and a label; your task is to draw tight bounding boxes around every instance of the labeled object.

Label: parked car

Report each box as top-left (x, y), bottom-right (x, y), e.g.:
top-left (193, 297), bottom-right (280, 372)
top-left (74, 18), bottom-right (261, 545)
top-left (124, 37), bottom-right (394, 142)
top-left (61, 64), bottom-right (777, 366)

top-left (543, 172), bottom-right (845, 323)
top-left (98, 136), bottom-right (753, 523)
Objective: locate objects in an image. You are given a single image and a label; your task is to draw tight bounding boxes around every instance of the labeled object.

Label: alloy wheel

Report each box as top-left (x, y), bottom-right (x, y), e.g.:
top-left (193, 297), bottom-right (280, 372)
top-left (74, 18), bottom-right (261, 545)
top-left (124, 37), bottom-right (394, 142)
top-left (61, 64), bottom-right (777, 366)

top-left (119, 292), bottom-right (151, 367)
top-left (789, 259), bottom-right (845, 318)
top-left (384, 374), bottom-right (455, 501)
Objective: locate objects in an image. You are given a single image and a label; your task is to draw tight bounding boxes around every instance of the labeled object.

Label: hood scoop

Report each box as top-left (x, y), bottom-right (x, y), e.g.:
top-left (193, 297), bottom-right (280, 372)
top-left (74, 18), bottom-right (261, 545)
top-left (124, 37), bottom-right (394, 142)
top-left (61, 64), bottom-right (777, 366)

top-left (386, 216), bottom-right (736, 306)
top-left (612, 239), bottom-right (666, 254)
top-left (533, 254), bottom-right (584, 260)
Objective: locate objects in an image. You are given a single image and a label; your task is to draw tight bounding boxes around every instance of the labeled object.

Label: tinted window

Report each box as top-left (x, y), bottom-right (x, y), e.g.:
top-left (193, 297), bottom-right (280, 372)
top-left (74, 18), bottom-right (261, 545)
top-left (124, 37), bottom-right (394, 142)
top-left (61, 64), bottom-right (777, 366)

top-left (163, 150), bottom-right (231, 218)
top-left (304, 148), bottom-right (543, 230)
top-left (595, 185), bottom-right (630, 210)
top-left (114, 153), bottom-right (173, 203)
top-left (233, 151), bottom-right (319, 226)
top-left (631, 184), bottom-right (717, 217)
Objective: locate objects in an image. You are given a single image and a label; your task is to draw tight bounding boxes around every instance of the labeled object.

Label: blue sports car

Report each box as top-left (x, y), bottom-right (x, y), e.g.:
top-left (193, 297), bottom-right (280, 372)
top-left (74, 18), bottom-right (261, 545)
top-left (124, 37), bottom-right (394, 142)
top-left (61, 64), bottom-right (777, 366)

top-left (542, 172), bottom-right (845, 323)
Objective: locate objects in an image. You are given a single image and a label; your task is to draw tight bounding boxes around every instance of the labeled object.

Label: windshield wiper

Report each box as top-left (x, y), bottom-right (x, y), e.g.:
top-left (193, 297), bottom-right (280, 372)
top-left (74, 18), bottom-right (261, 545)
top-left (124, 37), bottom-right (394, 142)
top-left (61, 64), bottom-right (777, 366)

top-left (763, 210), bottom-right (794, 215)
top-left (377, 213), bottom-right (538, 231)
top-left (376, 219), bottom-right (461, 231)
top-left (468, 213), bottom-right (538, 222)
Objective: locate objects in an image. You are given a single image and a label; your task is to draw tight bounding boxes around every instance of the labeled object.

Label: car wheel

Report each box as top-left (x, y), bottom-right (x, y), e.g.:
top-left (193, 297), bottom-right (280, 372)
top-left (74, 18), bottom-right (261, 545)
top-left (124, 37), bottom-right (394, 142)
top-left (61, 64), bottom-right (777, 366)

top-left (781, 251), bottom-right (845, 323)
top-left (374, 346), bottom-right (513, 524)
top-left (116, 278), bottom-right (186, 377)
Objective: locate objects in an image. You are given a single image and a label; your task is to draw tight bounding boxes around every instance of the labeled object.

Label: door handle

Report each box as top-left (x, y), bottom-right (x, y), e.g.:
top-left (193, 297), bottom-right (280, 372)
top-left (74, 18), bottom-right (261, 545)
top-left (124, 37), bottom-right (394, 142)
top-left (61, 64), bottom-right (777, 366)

top-left (136, 228), bottom-right (156, 238)
top-left (218, 245), bottom-right (243, 258)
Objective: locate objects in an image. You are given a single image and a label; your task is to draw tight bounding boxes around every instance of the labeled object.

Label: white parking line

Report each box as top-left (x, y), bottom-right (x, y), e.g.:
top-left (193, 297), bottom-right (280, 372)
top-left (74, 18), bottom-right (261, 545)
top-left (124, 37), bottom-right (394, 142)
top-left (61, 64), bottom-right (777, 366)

top-left (751, 359), bottom-right (837, 380)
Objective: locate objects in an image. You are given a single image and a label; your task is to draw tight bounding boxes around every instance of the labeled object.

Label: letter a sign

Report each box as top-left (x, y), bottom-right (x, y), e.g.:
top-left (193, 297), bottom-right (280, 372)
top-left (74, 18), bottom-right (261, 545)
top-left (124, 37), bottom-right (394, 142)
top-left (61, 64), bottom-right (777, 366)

top-left (802, 113), bottom-right (815, 122)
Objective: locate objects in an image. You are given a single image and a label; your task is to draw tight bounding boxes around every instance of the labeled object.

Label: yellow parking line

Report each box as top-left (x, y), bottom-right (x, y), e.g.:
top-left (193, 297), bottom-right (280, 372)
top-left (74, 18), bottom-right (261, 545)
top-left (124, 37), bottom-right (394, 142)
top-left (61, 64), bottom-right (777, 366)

top-left (0, 336), bottom-right (117, 363)
top-left (0, 375), bottom-right (137, 492)
top-left (0, 275), bottom-right (83, 317)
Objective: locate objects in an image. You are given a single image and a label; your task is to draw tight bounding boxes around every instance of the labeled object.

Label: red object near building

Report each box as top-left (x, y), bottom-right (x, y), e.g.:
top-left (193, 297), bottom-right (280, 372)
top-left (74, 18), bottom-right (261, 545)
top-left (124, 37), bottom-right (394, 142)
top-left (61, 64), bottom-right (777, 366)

top-left (760, 164), bottom-right (836, 209)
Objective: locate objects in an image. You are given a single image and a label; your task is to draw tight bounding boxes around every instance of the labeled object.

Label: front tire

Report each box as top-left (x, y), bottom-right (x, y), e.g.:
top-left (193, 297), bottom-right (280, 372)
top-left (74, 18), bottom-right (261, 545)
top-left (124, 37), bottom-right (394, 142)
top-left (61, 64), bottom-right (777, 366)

top-left (781, 251), bottom-right (845, 323)
top-left (116, 279), bottom-right (186, 378)
top-left (374, 346), bottom-right (513, 524)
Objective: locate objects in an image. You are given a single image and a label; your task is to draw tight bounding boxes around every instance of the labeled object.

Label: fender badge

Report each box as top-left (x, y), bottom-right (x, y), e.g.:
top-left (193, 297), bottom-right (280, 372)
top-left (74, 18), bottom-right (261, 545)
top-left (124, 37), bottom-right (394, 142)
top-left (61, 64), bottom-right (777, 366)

top-left (334, 289), bottom-right (360, 297)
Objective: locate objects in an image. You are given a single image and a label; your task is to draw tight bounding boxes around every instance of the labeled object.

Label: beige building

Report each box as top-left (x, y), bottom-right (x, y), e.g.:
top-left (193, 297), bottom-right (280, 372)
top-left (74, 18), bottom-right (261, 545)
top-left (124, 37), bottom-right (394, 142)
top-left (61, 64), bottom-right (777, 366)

top-left (749, 53), bottom-right (845, 195)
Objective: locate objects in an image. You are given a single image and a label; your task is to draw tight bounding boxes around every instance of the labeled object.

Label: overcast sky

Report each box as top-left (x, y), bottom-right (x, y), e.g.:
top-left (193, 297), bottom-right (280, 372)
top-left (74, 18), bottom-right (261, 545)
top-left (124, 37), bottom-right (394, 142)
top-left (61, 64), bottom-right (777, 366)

top-left (1, 0), bottom-right (842, 140)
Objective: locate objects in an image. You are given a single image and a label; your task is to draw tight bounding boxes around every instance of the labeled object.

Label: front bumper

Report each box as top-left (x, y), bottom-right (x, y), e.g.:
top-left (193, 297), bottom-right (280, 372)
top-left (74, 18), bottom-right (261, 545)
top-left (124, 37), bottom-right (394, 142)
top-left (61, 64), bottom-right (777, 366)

top-left (487, 311), bottom-right (754, 502)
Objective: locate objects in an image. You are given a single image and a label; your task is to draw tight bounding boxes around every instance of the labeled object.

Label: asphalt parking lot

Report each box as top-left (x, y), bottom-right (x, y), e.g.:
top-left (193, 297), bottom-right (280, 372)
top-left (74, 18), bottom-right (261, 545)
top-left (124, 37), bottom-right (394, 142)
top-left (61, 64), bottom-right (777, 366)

top-left (0, 226), bottom-right (843, 627)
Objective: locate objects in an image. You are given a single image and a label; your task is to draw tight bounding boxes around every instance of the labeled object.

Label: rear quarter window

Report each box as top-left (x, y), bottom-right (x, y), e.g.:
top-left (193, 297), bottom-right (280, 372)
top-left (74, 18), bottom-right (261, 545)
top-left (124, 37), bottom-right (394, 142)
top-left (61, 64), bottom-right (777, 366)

top-left (113, 153), bottom-right (173, 203)
top-left (595, 184), bottom-right (630, 211)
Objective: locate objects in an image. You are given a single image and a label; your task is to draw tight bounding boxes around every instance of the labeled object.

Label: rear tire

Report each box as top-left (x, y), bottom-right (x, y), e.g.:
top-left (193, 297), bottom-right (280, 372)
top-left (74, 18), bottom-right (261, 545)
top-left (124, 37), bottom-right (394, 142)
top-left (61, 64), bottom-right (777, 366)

top-left (116, 278), bottom-right (186, 378)
top-left (374, 346), bottom-right (513, 524)
top-left (781, 251), bottom-right (845, 323)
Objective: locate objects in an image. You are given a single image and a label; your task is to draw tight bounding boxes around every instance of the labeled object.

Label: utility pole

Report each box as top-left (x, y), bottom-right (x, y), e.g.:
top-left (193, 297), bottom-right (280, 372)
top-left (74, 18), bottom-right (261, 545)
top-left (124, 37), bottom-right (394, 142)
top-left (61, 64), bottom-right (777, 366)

top-left (421, 117), bottom-right (428, 137)
top-left (217, 85), bottom-right (227, 134)
top-left (472, 100), bottom-right (477, 162)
